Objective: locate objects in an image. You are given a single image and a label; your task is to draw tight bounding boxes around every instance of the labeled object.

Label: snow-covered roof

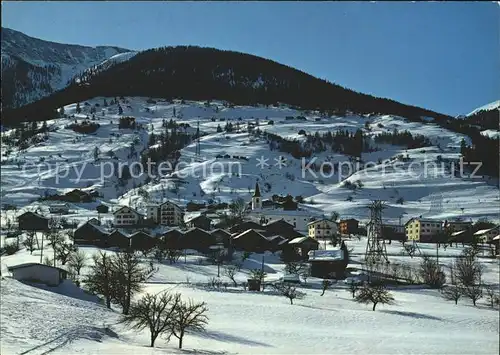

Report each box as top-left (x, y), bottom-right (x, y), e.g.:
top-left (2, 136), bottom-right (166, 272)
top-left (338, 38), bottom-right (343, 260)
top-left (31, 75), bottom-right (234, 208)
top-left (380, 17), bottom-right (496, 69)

top-left (288, 236), bottom-right (318, 245)
top-left (307, 218), bottom-right (333, 226)
top-left (451, 230), bottom-right (467, 237)
top-left (473, 226), bottom-right (499, 236)
top-left (259, 209), bottom-right (311, 216)
top-left (308, 249), bottom-right (344, 261)
top-left (267, 235), bottom-right (286, 242)
top-left (113, 205), bottom-right (143, 216)
top-left (233, 229), bottom-right (267, 240)
top-left (7, 262), bottom-right (66, 273)
top-left (493, 235), bottom-right (500, 241)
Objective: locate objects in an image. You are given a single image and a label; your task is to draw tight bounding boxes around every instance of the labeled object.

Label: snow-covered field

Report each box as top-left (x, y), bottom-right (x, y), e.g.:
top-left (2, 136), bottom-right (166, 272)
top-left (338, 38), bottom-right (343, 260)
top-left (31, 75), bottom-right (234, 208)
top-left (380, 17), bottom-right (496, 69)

top-left (1, 235), bottom-right (499, 354)
top-left (1, 96), bottom-right (499, 353)
top-left (1, 96), bottom-right (499, 226)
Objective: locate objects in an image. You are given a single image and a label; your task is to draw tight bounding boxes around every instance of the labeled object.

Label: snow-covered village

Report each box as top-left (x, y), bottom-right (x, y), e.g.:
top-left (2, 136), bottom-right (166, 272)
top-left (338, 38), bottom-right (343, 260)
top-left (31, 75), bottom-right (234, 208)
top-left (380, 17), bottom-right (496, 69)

top-left (1, 2), bottom-right (499, 355)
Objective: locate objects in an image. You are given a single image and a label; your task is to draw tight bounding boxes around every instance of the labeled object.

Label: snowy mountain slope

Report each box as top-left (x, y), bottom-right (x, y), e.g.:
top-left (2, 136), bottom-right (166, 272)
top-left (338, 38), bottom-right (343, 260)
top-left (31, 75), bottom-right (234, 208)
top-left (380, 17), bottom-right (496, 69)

top-left (1, 27), bottom-right (131, 108)
top-left (1, 97), bottom-right (498, 225)
top-left (3, 44), bottom-right (456, 127)
top-left (467, 100), bottom-right (500, 117)
top-left (464, 99), bottom-right (500, 133)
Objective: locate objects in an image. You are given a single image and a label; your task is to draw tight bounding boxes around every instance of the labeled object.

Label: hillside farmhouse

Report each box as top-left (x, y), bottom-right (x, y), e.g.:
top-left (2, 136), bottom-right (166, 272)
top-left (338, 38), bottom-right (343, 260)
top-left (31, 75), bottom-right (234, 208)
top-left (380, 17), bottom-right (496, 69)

top-left (113, 206), bottom-right (144, 227)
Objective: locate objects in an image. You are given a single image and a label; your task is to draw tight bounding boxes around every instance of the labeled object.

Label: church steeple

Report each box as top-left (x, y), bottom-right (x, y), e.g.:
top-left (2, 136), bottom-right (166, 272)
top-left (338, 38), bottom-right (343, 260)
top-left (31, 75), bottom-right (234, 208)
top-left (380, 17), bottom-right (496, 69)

top-left (252, 182), bottom-right (262, 210)
top-left (253, 182), bottom-right (261, 197)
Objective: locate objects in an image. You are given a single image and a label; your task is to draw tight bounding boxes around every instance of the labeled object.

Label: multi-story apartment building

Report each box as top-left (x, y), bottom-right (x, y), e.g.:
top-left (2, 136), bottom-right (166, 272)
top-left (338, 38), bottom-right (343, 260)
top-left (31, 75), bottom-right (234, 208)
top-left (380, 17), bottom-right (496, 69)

top-left (113, 206), bottom-right (143, 227)
top-left (444, 220), bottom-right (472, 233)
top-left (308, 219), bottom-right (338, 239)
top-left (405, 218), bottom-right (443, 242)
top-left (147, 201), bottom-right (184, 226)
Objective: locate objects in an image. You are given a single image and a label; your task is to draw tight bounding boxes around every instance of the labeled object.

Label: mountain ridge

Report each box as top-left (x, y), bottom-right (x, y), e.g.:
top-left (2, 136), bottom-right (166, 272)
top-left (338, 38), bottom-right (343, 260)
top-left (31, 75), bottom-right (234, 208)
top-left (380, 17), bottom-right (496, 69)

top-left (2, 44), bottom-right (455, 125)
top-left (1, 27), bottom-right (131, 108)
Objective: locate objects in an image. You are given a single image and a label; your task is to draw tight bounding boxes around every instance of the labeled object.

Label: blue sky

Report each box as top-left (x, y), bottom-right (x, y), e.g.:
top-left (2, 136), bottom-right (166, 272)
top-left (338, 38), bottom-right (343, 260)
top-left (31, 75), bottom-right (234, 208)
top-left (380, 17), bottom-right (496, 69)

top-left (2, 1), bottom-right (499, 116)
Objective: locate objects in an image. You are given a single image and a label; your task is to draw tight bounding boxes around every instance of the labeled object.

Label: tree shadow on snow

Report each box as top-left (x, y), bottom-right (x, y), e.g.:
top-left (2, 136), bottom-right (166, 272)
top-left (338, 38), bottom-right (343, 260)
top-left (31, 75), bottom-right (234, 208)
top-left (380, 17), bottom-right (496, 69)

top-left (194, 329), bottom-right (272, 348)
top-left (381, 310), bottom-right (443, 321)
top-left (180, 349), bottom-right (233, 355)
top-left (297, 304), bottom-right (338, 312)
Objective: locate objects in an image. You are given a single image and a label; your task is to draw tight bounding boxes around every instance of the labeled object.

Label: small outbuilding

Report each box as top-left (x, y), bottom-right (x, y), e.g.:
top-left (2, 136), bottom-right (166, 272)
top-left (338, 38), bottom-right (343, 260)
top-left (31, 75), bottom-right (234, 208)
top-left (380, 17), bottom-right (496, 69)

top-left (7, 263), bottom-right (67, 286)
top-left (308, 248), bottom-right (348, 279)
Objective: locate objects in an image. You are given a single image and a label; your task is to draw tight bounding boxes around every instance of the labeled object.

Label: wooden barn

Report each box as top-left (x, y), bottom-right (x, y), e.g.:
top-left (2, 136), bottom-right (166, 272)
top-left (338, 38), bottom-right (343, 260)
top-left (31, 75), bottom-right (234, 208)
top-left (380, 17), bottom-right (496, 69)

top-left (161, 229), bottom-right (184, 250)
top-left (287, 236), bottom-right (320, 258)
top-left (186, 215), bottom-right (213, 230)
top-left (232, 229), bottom-right (273, 253)
top-left (229, 221), bottom-right (265, 234)
top-left (107, 230), bottom-right (131, 250)
top-left (181, 228), bottom-right (216, 252)
top-left (130, 231), bottom-right (156, 252)
top-left (73, 220), bottom-right (109, 247)
top-left (266, 235), bottom-right (287, 252)
top-left (96, 204), bottom-right (109, 214)
top-left (264, 219), bottom-right (294, 234)
top-left (210, 229), bottom-right (233, 247)
top-left (17, 212), bottom-right (49, 231)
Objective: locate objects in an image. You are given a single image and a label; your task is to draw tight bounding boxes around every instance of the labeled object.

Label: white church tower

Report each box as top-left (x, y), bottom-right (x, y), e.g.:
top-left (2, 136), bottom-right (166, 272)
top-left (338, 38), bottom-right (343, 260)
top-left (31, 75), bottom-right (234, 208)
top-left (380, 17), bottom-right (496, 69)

top-left (251, 182), bottom-right (262, 211)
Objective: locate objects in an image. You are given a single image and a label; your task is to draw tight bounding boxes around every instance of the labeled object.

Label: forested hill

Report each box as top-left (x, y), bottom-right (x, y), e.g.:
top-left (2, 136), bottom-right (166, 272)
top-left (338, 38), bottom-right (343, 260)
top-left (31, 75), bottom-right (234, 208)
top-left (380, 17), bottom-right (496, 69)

top-left (2, 46), bottom-right (453, 124)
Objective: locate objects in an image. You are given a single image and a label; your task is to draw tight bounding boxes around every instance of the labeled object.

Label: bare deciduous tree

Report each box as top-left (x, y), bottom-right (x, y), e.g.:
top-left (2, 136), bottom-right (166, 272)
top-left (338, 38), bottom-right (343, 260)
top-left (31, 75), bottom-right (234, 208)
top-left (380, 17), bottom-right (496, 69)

top-left (167, 249), bottom-right (182, 264)
top-left (284, 262), bottom-right (306, 276)
top-left (84, 251), bottom-right (117, 309)
top-left (454, 248), bottom-right (483, 288)
top-left (440, 285), bottom-right (463, 305)
top-left (484, 285), bottom-right (500, 308)
top-left (46, 231), bottom-right (65, 267)
top-left (355, 282), bottom-right (394, 311)
top-left (464, 284), bottom-right (483, 306)
top-left (56, 242), bottom-right (77, 265)
top-left (419, 255), bottom-right (445, 289)
top-left (114, 250), bottom-right (157, 315)
top-left (403, 243), bottom-right (417, 258)
top-left (321, 279), bottom-right (333, 296)
top-left (454, 248), bottom-right (483, 306)
top-left (249, 269), bottom-right (267, 291)
top-left (300, 266), bottom-right (311, 284)
top-left (223, 265), bottom-right (238, 287)
top-left (169, 298), bottom-right (209, 349)
top-left (68, 249), bottom-right (87, 275)
top-left (23, 231), bottom-right (37, 254)
top-left (121, 291), bottom-right (181, 347)
top-left (273, 282), bottom-right (306, 305)
top-left (347, 280), bottom-right (360, 298)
